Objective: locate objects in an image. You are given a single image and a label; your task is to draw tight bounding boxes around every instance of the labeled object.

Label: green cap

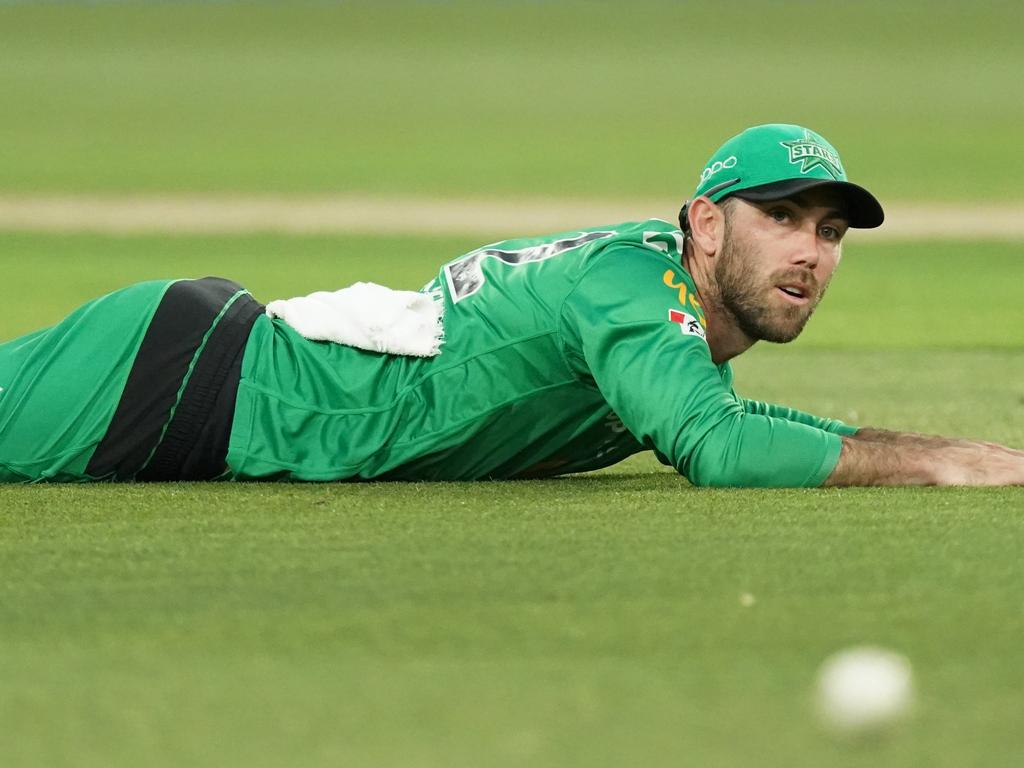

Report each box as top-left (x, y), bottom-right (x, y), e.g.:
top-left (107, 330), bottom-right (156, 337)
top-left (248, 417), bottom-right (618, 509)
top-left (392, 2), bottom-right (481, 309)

top-left (692, 123), bottom-right (884, 228)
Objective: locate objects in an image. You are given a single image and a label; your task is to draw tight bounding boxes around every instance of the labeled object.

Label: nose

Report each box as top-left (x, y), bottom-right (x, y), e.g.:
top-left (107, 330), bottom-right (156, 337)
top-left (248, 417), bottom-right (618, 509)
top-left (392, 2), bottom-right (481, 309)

top-left (790, 224), bottom-right (821, 269)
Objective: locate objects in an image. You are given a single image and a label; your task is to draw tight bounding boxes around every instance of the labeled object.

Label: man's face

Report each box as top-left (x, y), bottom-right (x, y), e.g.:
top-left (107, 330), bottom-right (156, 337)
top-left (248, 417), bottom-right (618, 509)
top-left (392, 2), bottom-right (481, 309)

top-left (714, 190), bottom-right (848, 343)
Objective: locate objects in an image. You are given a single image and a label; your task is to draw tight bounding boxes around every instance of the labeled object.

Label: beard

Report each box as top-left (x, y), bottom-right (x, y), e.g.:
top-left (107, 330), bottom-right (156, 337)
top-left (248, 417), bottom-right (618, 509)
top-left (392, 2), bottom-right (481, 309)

top-left (714, 223), bottom-right (830, 344)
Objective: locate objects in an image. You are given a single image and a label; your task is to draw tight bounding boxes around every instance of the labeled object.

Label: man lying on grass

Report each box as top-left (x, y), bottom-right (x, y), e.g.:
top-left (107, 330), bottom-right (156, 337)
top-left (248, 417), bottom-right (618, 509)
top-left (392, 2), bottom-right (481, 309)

top-left (2, 123), bottom-right (1022, 486)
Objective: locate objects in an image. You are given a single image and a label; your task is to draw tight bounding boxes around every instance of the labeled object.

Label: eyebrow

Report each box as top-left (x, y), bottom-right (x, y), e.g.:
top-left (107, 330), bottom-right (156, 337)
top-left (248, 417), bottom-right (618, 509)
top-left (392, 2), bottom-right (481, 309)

top-left (773, 196), bottom-right (848, 223)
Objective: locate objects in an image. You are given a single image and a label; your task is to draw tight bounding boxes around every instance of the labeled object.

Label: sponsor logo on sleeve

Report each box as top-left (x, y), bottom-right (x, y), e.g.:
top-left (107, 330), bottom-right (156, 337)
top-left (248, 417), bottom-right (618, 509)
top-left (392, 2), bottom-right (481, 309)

top-left (668, 309), bottom-right (706, 340)
top-left (662, 270), bottom-right (706, 327)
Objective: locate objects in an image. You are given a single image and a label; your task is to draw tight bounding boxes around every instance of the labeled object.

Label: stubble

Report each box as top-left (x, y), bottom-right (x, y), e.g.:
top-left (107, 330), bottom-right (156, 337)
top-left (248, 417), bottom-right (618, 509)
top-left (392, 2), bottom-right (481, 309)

top-left (714, 214), bottom-right (829, 344)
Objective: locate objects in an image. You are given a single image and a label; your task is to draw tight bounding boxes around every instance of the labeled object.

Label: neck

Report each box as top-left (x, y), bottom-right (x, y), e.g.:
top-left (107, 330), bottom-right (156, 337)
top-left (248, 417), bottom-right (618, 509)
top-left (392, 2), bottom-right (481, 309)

top-left (700, 301), bottom-right (757, 365)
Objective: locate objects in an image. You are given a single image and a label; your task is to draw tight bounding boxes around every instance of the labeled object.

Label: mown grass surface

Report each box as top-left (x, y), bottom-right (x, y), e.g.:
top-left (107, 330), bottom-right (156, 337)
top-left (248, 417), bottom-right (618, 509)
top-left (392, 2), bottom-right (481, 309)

top-left (1, 0), bottom-right (1022, 200)
top-left (2, 482), bottom-right (1023, 768)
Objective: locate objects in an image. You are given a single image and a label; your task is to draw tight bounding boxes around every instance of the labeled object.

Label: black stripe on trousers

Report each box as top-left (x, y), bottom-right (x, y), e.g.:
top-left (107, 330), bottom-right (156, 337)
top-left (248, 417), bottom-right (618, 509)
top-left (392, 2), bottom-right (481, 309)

top-left (86, 277), bottom-right (264, 481)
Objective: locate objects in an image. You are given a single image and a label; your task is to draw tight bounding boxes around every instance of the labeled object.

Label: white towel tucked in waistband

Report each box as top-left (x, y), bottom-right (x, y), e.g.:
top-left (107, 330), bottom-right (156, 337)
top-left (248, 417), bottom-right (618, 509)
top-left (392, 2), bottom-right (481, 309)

top-left (265, 282), bottom-right (444, 357)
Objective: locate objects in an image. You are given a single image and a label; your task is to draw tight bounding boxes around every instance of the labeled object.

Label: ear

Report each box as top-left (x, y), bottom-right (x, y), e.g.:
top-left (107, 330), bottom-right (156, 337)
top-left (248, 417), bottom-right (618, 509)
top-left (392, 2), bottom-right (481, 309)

top-left (687, 195), bottom-right (725, 258)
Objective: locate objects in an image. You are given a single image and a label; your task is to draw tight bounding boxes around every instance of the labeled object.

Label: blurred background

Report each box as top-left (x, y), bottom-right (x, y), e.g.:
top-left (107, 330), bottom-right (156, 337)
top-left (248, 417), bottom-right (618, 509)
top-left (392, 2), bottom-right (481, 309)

top-left (1, 0), bottom-right (1022, 200)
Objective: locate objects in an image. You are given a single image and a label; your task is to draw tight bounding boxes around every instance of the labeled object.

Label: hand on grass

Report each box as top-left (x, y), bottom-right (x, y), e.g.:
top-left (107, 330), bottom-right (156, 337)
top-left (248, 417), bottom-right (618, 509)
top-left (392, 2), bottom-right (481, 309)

top-left (826, 429), bottom-right (1024, 487)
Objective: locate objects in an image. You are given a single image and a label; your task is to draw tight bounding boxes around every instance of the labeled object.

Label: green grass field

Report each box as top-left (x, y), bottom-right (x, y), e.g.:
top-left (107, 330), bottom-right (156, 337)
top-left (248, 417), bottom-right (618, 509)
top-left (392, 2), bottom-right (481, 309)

top-left (2, 483), bottom-right (1022, 767)
top-left (1, 1), bottom-right (1023, 766)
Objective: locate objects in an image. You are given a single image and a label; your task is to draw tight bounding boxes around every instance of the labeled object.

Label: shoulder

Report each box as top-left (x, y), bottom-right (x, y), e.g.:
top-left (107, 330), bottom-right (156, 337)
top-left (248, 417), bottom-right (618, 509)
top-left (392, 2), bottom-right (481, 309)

top-left (570, 223), bottom-right (706, 332)
top-left (587, 218), bottom-right (687, 261)
top-left (576, 220), bottom-right (697, 295)
top-left (575, 219), bottom-right (687, 270)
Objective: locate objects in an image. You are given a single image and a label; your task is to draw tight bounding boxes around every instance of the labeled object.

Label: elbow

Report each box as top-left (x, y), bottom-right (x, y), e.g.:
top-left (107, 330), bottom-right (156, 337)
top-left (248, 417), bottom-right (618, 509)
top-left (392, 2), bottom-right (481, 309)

top-left (680, 436), bottom-right (750, 487)
top-left (676, 416), bottom-right (796, 488)
top-left (677, 414), bottom-right (838, 489)
top-left (674, 422), bottom-right (745, 488)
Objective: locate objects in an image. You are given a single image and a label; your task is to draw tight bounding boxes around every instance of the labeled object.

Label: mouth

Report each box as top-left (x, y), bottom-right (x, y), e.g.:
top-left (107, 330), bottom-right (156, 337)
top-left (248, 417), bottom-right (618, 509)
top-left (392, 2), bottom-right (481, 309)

top-left (776, 284), bottom-right (811, 305)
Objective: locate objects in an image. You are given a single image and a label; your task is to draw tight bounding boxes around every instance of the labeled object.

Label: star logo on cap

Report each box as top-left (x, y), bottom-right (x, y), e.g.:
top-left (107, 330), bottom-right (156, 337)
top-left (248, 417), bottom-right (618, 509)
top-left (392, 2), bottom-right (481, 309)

top-left (780, 131), bottom-right (845, 179)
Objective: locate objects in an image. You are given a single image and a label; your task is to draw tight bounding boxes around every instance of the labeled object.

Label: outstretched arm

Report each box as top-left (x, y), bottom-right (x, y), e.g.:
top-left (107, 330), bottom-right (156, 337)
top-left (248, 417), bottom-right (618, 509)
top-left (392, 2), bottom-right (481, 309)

top-left (824, 428), bottom-right (1024, 486)
top-left (560, 249), bottom-right (846, 487)
top-left (559, 248), bottom-right (1024, 488)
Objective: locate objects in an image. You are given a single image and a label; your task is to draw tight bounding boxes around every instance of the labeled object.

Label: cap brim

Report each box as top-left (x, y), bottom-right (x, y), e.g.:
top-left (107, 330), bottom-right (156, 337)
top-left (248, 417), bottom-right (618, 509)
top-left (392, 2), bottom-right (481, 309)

top-left (731, 178), bottom-right (885, 229)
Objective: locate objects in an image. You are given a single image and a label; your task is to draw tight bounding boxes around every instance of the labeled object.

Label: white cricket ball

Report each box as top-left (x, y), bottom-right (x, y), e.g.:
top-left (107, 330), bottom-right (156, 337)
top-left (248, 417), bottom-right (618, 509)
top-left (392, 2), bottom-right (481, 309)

top-left (815, 646), bottom-right (914, 736)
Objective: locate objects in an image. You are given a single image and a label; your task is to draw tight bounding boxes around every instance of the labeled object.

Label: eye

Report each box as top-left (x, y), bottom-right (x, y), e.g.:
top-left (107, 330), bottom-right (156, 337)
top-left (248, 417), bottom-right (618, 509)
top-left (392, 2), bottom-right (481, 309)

top-left (819, 224), bottom-right (844, 242)
top-left (768, 208), bottom-right (791, 223)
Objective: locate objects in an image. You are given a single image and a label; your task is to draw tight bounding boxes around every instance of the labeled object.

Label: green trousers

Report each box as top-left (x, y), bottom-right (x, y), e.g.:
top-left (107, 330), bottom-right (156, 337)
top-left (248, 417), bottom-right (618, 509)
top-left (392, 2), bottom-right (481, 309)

top-left (0, 281), bottom-right (170, 482)
top-left (0, 276), bottom-right (261, 483)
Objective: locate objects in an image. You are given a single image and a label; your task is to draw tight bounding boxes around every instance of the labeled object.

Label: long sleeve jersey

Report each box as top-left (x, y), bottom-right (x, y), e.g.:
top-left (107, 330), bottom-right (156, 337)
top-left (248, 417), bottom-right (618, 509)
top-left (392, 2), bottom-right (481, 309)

top-left (227, 219), bottom-right (855, 485)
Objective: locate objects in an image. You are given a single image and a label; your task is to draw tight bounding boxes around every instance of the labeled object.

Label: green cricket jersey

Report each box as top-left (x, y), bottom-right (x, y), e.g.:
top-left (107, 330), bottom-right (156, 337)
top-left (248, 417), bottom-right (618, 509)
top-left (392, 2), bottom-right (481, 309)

top-left (228, 219), bottom-right (854, 486)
